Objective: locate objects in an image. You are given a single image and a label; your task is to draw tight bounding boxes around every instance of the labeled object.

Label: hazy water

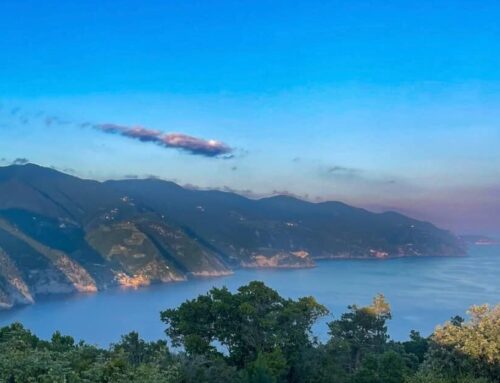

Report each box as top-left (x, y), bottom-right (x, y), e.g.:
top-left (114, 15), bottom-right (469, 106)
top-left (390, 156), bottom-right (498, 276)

top-left (0, 245), bottom-right (498, 346)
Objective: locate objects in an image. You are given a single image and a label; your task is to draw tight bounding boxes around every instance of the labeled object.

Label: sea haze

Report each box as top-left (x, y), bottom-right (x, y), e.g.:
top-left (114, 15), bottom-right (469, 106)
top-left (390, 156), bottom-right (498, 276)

top-left (0, 244), bottom-right (497, 346)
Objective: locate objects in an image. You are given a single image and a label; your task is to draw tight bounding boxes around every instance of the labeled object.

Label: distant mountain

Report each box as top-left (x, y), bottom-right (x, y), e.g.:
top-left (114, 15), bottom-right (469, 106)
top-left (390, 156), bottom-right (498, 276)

top-left (0, 164), bottom-right (466, 309)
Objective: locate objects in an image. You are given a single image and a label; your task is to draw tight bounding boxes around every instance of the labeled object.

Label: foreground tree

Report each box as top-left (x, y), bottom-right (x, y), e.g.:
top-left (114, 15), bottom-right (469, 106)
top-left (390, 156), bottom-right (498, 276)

top-left (161, 281), bottom-right (328, 380)
top-left (422, 304), bottom-right (500, 382)
top-left (327, 294), bottom-right (392, 373)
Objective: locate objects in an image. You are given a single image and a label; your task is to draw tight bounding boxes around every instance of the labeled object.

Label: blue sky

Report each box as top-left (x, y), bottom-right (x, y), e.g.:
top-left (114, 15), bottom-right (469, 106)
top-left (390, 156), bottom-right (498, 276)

top-left (0, 0), bottom-right (499, 235)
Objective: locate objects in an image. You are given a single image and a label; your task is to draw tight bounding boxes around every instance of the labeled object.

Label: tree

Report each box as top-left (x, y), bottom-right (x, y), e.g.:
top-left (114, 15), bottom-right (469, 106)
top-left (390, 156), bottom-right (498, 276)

top-left (423, 304), bottom-right (500, 382)
top-left (50, 331), bottom-right (75, 352)
top-left (161, 281), bottom-right (328, 377)
top-left (176, 354), bottom-right (241, 383)
top-left (403, 330), bottom-right (429, 364)
top-left (244, 350), bottom-right (288, 383)
top-left (327, 294), bottom-right (392, 372)
top-left (111, 331), bottom-right (171, 367)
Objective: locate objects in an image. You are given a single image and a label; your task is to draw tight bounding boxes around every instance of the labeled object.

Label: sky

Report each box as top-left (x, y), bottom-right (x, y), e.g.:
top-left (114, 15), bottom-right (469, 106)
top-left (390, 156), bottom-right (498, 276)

top-left (0, 0), bottom-right (499, 236)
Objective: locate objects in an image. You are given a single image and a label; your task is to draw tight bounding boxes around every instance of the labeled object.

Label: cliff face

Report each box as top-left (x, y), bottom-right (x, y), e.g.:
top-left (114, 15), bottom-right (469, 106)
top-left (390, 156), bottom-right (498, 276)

top-left (0, 164), bottom-right (466, 309)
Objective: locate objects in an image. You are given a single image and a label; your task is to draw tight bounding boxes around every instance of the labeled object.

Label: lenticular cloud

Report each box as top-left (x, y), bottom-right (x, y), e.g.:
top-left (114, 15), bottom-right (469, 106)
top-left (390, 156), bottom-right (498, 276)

top-left (93, 123), bottom-right (232, 158)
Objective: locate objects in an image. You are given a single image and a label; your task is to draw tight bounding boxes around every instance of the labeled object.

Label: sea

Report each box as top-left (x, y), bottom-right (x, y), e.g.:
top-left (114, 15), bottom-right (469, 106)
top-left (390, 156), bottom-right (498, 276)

top-left (0, 244), bottom-right (498, 346)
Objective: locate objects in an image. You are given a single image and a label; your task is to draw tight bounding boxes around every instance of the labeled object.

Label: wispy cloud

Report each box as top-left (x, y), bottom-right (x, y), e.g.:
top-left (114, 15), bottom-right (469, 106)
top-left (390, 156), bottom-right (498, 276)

top-left (12, 158), bottom-right (29, 165)
top-left (181, 183), bottom-right (312, 201)
top-left (326, 165), bottom-right (359, 175)
top-left (1, 105), bottom-right (234, 159)
top-left (123, 174), bottom-right (140, 179)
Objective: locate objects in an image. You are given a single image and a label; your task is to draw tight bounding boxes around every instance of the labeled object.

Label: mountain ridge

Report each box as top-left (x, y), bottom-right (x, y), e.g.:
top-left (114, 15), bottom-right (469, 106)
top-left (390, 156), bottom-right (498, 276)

top-left (0, 164), bottom-right (466, 309)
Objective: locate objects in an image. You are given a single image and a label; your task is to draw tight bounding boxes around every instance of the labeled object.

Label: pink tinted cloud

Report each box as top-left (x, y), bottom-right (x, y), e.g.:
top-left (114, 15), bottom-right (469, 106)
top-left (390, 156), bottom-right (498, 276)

top-left (93, 123), bottom-right (232, 157)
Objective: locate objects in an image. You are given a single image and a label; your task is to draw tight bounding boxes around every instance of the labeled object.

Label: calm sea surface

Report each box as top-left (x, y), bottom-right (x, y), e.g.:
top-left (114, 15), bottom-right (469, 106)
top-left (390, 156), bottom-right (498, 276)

top-left (0, 245), bottom-right (498, 346)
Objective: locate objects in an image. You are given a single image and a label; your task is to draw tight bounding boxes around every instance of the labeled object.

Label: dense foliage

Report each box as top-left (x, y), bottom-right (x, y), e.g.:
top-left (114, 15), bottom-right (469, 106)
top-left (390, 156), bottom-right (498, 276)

top-left (0, 281), bottom-right (498, 382)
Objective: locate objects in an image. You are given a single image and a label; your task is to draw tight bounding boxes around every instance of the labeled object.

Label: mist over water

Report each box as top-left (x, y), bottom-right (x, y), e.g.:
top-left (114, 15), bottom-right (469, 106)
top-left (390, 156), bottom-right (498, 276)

top-left (0, 245), bottom-right (498, 346)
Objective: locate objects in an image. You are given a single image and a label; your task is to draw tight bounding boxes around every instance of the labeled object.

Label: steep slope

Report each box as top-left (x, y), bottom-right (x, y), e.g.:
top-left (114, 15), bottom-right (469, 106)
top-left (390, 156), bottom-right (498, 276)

top-left (0, 165), bottom-right (231, 307)
top-left (0, 164), bottom-right (466, 309)
top-left (0, 218), bottom-right (97, 292)
top-left (0, 247), bottom-right (33, 309)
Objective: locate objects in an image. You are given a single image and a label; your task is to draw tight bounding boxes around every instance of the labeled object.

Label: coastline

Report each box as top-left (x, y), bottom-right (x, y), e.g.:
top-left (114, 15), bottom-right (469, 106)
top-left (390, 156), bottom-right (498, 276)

top-left (0, 248), bottom-right (479, 312)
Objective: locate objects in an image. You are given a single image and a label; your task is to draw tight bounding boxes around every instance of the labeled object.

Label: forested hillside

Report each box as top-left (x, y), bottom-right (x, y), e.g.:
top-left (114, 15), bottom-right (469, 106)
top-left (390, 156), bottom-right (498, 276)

top-left (0, 282), bottom-right (498, 383)
top-left (0, 164), bottom-right (465, 310)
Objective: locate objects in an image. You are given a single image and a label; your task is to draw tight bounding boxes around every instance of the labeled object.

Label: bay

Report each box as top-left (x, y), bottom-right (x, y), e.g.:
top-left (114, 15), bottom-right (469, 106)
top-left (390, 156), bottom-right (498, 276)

top-left (0, 245), bottom-right (498, 346)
